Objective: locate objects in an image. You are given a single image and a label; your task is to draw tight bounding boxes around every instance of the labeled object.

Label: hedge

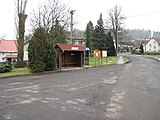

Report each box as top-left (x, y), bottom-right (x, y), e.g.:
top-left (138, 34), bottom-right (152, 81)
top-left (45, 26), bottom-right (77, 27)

top-left (145, 52), bottom-right (160, 55)
top-left (0, 65), bottom-right (12, 73)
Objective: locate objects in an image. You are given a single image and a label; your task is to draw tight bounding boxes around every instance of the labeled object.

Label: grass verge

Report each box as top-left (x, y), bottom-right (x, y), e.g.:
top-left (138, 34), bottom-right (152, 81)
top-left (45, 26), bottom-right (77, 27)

top-left (0, 67), bottom-right (31, 78)
top-left (123, 56), bottom-right (130, 63)
top-left (89, 56), bottom-right (117, 67)
top-left (0, 56), bottom-right (123, 78)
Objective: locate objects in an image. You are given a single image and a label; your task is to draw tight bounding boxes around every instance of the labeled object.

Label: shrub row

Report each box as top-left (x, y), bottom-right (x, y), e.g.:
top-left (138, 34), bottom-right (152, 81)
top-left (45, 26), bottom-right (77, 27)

top-left (145, 52), bottom-right (160, 55)
top-left (0, 65), bottom-right (12, 73)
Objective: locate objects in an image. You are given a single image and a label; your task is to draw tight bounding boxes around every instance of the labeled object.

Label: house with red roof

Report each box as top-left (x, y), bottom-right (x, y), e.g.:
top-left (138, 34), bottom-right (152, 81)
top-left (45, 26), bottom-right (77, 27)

top-left (0, 40), bottom-right (29, 64)
top-left (0, 40), bottom-right (17, 64)
top-left (0, 40), bottom-right (86, 68)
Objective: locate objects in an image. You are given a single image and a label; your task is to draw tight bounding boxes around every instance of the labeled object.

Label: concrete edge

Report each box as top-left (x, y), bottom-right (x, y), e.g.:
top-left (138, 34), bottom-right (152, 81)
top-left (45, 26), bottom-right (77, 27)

top-left (117, 56), bottom-right (130, 65)
top-left (0, 58), bottom-right (131, 79)
top-left (124, 56), bottom-right (130, 64)
top-left (143, 55), bottom-right (160, 62)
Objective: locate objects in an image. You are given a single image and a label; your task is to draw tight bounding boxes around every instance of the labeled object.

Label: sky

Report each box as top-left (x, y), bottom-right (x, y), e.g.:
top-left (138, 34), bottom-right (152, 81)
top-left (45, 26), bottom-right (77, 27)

top-left (1, 0), bottom-right (160, 39)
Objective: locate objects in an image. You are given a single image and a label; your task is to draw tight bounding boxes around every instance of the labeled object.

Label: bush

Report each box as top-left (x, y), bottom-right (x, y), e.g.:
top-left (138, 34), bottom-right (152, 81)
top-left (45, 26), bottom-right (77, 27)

top-left (0, 65), bottom-right (12, 73)
top-left (28, 27), bottom-right (57, 73)
top-left (145, 52), bottom-right (160, 55)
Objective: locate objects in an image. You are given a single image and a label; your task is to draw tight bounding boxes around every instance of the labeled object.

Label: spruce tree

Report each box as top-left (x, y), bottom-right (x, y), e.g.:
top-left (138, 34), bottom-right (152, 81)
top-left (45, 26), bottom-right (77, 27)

top-left (85, 21), bottom-right (94, 51)
top-left (93, 14), bottom-right (107, 50)
top-left (140, 43), bottom-right (144, 54)
top-left (44, 43), bottom-right (57, 71)
top-left (106, 32), bottom-right (116, 56)
top-left (49, 19), bottom-right (66, 45)
top-left (28, 27), bottom-right (56, 72)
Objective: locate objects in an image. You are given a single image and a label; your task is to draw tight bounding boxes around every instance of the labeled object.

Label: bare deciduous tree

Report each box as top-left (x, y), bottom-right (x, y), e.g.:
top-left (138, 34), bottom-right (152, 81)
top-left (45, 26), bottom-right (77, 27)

top-left (15, 0), bottom-right (28, 67)
top-left (0, 34), bottom-right (7, 40)
top-left (30, 0), bottom-right (70, 31)
top-left (107, 5), bottom-right (126, 55)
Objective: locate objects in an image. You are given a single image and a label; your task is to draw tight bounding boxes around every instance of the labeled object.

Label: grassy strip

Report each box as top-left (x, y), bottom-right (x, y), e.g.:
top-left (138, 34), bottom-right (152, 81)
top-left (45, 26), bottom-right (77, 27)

top-left (0, 56), bottom-right (118, 78)
top-left (123, 56), bottom-right (130, 63)
top-left (89, 56), bottom-right (117, 67)
top-left (0, 67), bottom-right (31, 78)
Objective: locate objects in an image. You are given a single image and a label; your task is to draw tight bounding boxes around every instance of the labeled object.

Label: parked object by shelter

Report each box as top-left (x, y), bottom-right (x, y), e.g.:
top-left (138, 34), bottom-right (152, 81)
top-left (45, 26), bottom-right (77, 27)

top-left (85, 47), bottom-right (90, 65)
top-left (55, 44), bottom-right (85, 68)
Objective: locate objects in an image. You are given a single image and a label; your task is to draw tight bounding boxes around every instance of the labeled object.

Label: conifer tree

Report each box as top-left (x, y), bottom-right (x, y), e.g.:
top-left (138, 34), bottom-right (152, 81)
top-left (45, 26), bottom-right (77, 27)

top-left (140, 43), bottom-right (144, 54)
top-left (85, 21), bottom-right (94, 51)
top-left (106, 32), bottom-right (116, 56)
top-left (49, 19), bottom-right (66, 45)
top-left (93, 14), bottom-right (107, 50)
top-left (28, 27), bottom-right (56, 72)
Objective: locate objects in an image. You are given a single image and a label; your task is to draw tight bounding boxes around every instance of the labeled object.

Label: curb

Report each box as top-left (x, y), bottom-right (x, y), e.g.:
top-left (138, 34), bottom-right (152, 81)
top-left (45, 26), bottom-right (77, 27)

top-left (117, 56), bottom-right (130, 65)
top-left (123, 56), bottom-right (130, 64)
top-left (0, 58), bottom-right (130, 79)
top-left (144, 55), bottom-right (160, 62)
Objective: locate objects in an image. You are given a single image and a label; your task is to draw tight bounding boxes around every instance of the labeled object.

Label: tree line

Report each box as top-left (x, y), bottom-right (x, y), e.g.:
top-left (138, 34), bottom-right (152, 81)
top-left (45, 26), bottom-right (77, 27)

top-left (85, 14), bottom-right (116, 56)
top-left (15, 0), bottom-right (125, 72)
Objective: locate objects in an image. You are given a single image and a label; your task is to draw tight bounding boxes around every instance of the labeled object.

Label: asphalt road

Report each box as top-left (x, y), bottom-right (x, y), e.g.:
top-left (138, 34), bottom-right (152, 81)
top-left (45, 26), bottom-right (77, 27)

top-left (0, 55), bottom-right (160, 120)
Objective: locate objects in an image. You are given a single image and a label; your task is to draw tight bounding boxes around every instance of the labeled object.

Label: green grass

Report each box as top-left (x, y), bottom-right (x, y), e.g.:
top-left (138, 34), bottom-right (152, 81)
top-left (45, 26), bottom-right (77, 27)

top-left (0, 67), bottom-right (31, 78)
top-left (0, 56), bottom-right (122, 78)
top-left (123, 56), bottom-right (129, 63)
top-left (0, 64), bottom-right (5, 67)
top-left (89, 56), bottom-right (117, 67)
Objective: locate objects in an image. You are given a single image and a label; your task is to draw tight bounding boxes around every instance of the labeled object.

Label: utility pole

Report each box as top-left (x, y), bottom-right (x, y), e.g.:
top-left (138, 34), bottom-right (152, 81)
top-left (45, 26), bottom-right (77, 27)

top-left (70, 10), bottom-right (75, 44)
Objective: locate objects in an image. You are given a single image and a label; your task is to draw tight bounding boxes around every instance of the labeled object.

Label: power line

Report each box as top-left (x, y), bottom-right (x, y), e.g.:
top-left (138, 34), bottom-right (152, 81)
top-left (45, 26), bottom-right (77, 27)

top-left (126, 11), bottom-right (160, 18)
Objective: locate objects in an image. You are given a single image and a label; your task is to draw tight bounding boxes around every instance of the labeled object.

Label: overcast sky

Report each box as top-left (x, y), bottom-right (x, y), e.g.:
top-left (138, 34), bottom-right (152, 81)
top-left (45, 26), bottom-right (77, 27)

top-left (0, 0), bottom-right (160, 39)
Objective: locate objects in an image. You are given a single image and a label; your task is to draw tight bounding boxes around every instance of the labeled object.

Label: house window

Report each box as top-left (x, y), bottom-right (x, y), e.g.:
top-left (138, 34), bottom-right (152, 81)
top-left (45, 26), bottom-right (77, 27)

top-left (79, 41), bottom-right (83, 45)
top-left (149, 44), bottom-right (152, 47)
top-left (75, 41), bottom-right (79, 45)
top-left (154, 46), bottom-right (156, 49)
top-left (154, 41), bottom-right (156, 44)
top-left (72, 41), bottom-right (75, 44)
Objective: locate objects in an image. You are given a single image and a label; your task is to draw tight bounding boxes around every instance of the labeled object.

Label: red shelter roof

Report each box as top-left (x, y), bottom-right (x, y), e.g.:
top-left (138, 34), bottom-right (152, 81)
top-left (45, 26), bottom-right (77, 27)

top-left (0, 40), bottom-right (17, 52)
top-left (56, 44), bottom-right (85, 51)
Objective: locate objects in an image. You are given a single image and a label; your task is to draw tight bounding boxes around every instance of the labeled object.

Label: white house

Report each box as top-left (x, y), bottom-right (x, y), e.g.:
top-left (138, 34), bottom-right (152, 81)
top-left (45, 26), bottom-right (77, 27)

top-left (0, 40), bottom-right (17, 64)
top-left (66, 38), bottom-right (86, 46)
top-left (143, 39), bottom-right (160, 52)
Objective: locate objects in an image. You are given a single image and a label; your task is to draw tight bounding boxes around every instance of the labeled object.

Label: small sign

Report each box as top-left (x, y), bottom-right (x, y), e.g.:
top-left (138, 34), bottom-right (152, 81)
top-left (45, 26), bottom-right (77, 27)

top-left (102, 51), bottom-right (107, 57)
top-left (94, 49), bottom-right (101, 59)
top-left (71, 47), bottom-right (79, 50)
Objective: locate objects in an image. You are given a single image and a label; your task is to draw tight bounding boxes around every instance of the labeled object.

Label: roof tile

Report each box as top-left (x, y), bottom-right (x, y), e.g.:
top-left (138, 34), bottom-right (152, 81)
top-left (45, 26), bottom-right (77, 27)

top-left (0, 40), bottom-right (17, 52)
top-left (56, 44), bottom-right (85, 51)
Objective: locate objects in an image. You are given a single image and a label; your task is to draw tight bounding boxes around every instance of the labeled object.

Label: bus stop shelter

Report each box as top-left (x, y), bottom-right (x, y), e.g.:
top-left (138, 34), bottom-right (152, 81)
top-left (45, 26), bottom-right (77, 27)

top-left (55, 44), bottom-right (85, 68)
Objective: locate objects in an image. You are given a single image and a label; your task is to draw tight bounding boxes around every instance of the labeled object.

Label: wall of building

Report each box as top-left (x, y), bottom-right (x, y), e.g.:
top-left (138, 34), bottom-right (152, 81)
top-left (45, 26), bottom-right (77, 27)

top-left (24, 43), bottom-right (29, 61)
top-left (144, 39), bottom-right (159, 52)
top-left (0, 52), bottom-right (17, 63)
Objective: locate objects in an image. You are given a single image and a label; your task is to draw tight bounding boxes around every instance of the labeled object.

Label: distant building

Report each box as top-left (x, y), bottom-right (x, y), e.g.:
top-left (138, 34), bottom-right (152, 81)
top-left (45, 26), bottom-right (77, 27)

top-left (0, 40), bottom-right (29, 64)
top-left (143, 39), bottom-right (160, 52)
top-left (66, 38), bottom-right (86, 46)
top-left (0, 40), bottom-right (17, 64)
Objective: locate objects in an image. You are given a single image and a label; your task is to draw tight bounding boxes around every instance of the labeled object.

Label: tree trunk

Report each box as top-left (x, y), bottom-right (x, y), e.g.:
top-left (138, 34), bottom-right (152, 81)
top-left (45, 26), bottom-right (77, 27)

top-left (16, 13), bottom-right (27, 67)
